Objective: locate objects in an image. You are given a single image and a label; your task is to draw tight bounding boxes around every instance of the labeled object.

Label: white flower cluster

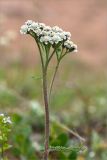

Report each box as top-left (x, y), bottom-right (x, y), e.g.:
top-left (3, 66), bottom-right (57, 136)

top-left (20, 20), bottom-right (77, 52)
top-left (64, 40), bottom-right (78, 52)
top-left (0, 113), bottom-right (12, 124)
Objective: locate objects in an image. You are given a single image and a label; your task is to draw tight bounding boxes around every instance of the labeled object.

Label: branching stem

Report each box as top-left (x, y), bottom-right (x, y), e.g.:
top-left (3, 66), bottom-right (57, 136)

top-left (49, 61), bottom-right (60, 104)
top-left (37, 42), bottom-right (49, 160)
top-left (36, 41), bottom-right (70, 160)
top-left (48, 50), bottom-right (66, 104)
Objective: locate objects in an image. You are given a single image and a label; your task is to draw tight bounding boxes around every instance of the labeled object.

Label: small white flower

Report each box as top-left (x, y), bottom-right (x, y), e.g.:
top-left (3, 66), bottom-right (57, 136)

top-left (40, 36), bottom-right (50, 44)
top-left (49, 31), bottom-right (56, 37)
top-left (3, 116), bottom-right (12, 124)
top-left (51, 35), bottom-right (62, 44)
top-left (31, 22), bottom-right (39, 30)
top-left (20, 20), bottom-right (77, 53)
top-left (52, 26), bottom-right (62, 33)
top-left (64, 31), bottom-right (71, 38)
top-left (34, 28), bottom-right (42, 36)
top-left (44, 26), bottom-right (51, 31)
top-left (39, 23), bottom-right (46, 28)
top-left (41, 30), bottom-right (49, 36)
top-left (64, 40), bottom-right (77, 52)
top-left (20, 25), bottom-right (28, 34)
top-left (25, 20), bottom-right (33, 26)
top-left (0, 113), bottom-right (4, 117)
top-left (57, 32), bottom-right (66, 40)
top-left (72, 44), bottom-right (78, 52)
top-left (64, 40), bottom-right (74, 49)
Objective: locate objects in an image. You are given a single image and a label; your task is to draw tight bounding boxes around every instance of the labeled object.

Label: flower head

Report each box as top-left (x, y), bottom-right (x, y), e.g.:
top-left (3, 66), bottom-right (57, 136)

top-left (20, 20), bottom-right (77, 53)
top-left (20, 25), bottom-right (28, 34)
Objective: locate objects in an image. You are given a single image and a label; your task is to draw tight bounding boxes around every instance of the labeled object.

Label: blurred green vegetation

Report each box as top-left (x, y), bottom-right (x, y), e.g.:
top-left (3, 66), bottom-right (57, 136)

top-left (0, 58), bottom-right (107, 159)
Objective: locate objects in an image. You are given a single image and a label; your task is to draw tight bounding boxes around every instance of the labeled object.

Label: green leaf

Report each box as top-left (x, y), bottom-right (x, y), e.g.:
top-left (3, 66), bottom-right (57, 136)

top-left (57, 152), bottom-right (67, 160)
top-left (51, 133), bottom-right (68, 146)
top-left (68, 150), bottom-right (78, 160)
top-left (57, 133), bottom-right (68, 146)
top-left (49, 146), bottom-right (81, 152)
top-left (12, 147), bottom-right (21, 157)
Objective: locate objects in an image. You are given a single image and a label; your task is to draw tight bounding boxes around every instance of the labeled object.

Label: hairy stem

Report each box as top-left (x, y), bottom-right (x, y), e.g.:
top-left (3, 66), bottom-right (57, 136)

top-left (43, 69), bottom-right (49, 160)
top-left (36, 41), bottom-right (50, 160)
top-left (49, 62), bottom-right (60, 104)
top-left (48, 49), bottom-right (67, 103)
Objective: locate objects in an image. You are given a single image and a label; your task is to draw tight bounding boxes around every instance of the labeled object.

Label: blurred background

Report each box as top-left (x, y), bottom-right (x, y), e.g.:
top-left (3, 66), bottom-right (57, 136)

top-left (0, 0), bottom-right (107, 160)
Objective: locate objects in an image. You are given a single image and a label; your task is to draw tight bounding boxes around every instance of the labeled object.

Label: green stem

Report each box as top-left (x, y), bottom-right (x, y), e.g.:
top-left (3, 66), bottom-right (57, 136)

top-left (48, 50), bottom-right (66, 104)
top-left (47, 43), bottom-right (62, 64)
top-left (35, 40), bottom-right (66, 159)
top-left (36, 41), bottom-right (45, 69)
top-left (48, 50), bottom-right (68, 104)
top-left (36, 42), bottom-right (49, 160)
top-left (42, 69), bottom-right (50, 160)
top-left (47, 49), bottom-right (56, 64)
top-left (60, 51), bottom-right (68, 60)
top-left (49, 61), bottom-right (60, 104)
